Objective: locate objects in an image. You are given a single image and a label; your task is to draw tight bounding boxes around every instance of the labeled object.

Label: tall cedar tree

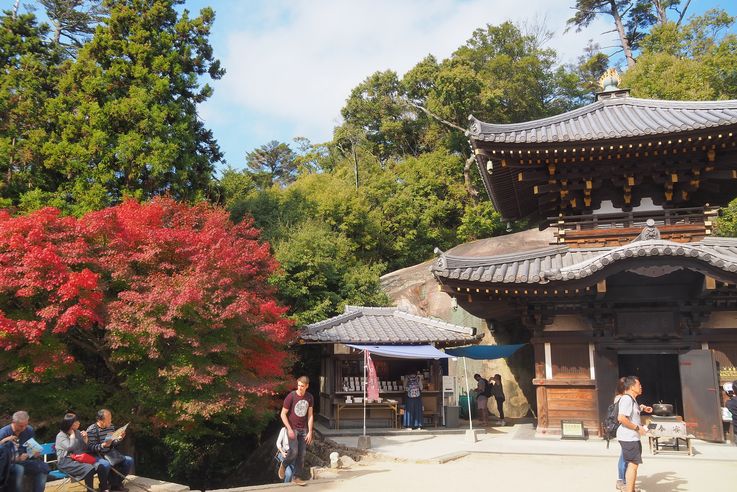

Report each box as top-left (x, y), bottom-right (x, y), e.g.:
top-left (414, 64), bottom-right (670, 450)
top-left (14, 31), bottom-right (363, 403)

top-left (0, 198), bottom-right (293, 426)
top-left (0, 11), bottom-right (60, 208)
top-left (43, 0), bottom-right (224, 215)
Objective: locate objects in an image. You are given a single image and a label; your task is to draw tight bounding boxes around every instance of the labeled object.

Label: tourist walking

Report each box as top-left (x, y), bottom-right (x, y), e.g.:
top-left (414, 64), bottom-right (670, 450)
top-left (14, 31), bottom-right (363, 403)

top-left (613, 377), bottom-right (626, 491)
top-left (616, 376), bottom-right (652, 492)
top-left (279, 375), bottom-right (314, 486)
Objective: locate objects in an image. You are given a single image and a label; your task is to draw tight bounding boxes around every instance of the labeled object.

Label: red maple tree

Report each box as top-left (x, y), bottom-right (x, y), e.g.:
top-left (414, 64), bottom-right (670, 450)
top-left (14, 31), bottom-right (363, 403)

top-left (0, 198), bottom-right (293, 425)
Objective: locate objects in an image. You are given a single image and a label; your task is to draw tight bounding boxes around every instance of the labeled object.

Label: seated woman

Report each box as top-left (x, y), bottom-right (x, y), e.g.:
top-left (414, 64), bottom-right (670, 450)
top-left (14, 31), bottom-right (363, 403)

top-left (55, 413), bottom-right (109, 492)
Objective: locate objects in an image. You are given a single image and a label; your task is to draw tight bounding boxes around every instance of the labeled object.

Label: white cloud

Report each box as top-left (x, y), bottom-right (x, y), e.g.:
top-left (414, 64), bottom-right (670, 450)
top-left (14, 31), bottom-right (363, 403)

top-left (215, 0), bottom-right (612, 146)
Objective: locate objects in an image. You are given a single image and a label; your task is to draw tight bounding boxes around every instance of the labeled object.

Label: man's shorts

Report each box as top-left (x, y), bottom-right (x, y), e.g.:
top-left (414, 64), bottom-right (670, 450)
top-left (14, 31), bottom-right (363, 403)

top-left (619, 440), bottom-right (643, 464)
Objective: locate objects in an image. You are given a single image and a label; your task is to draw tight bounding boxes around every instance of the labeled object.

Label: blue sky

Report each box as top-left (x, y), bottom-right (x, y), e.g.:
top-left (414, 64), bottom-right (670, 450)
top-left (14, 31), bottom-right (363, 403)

top-left (6, 0), bottom-right (737, 171)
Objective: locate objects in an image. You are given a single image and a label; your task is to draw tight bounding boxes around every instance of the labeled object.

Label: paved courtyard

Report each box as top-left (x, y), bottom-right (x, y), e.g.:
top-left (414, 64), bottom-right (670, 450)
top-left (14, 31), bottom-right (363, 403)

top-left (244, 424), bottom-right (737, 491)
top-left (302, 452), bottom-right (736, 491)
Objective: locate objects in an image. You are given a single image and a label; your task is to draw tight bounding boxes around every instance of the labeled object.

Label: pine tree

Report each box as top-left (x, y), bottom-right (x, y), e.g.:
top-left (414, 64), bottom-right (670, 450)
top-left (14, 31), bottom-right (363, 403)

top-left (0, 10), bottom-right (60, 208)
top-left (43, 0), bottom-right (224, 214)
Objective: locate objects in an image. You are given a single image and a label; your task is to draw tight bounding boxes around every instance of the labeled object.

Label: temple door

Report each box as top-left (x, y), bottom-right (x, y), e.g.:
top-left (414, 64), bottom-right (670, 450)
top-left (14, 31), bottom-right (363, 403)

top-left (595, 347), bottom-right (619, 434)
top-left (679, 350), bottom-right (724, 442)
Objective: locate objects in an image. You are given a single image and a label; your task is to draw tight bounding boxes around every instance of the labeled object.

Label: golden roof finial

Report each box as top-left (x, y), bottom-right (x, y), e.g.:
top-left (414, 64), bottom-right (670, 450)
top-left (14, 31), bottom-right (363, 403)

top-left (598, 68), bottom-right (621, 92)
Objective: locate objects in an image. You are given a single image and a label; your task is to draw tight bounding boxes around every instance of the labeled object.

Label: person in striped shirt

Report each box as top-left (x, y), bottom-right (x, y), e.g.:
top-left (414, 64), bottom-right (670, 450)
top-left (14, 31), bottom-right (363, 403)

top-left (86, 410), bottom-right (133, 492)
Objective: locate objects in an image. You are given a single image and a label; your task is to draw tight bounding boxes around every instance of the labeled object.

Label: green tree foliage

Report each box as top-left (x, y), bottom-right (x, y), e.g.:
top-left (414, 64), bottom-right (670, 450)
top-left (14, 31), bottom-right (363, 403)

top-left (41, 0), bottom-right (224, 215)
top-left (340, 22), bottom-right (586, 163)
top-left (270, 221), bottom-right (388, 326)
top-left (0, 10), bottom-right (60, 209)
top-left (340, 70), bottom-right (427, 162)
top-left (622, 9), bottom-right (737, 100)
top-left (567, 41), bottom-right (611, 100)
top-left (371, 151), bottom-right (468, 268)
top-left (567, 1), bottom-right (695, 68)
top-left (457, 201), bottom-right (508, 243)
top-left (245, 140), bottom-right (298, 188)
top-left (715, 197), bottom-right (737, 237)
top-left (226, 21), bottom-right (600, 307)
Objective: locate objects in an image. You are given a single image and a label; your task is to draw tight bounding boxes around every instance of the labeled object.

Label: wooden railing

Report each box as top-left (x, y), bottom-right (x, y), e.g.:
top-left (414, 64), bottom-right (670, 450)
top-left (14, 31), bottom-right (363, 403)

top-left (548, 207), bottom-right (719, 246)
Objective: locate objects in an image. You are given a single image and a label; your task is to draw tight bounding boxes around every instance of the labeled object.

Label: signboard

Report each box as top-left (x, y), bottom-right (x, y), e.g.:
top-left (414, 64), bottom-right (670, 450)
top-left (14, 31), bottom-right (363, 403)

top-left (560, 420), bottom-right (586, 440)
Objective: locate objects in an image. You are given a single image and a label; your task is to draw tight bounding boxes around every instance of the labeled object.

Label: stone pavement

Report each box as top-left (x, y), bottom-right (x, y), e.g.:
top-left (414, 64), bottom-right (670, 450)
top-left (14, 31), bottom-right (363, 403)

top-left (328, 423), bottom-right (737, 463)
top-left (215, 424), bottom-right (737, 491)
top-left (46, 475), bottom-right (190, 492)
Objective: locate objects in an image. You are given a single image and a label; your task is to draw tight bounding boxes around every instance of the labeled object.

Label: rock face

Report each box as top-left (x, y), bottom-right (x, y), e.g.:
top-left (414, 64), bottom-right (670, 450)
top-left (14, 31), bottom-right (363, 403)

top-left (379, 229), bottom-right (553, 420)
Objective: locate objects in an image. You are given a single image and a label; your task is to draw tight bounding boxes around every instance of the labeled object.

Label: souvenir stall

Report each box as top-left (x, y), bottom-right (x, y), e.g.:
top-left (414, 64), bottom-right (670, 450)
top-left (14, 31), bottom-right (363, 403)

top-left (300, 306), bottom-right (481, 429)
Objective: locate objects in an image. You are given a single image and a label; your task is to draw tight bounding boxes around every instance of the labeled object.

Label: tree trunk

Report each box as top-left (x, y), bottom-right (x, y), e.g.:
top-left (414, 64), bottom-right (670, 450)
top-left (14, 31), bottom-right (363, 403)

top-left (54, 20), bottom-right (62, 45)
top-left (609, 0), bottom-right (636, 67)
top-left (653, 0), bottom-right (668, 25)
top-left (676, 0), bottom-right (692, 26)
top-left (7, 137), bottom-right (14, 185)
top-left (351, 143), bottom-right (359, 190)
top-left (464, 156), bottom-right (479, 203)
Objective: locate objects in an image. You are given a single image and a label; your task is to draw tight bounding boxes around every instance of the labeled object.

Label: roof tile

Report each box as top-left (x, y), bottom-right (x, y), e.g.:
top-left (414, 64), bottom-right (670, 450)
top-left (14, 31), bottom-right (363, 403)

top-left (432, 237), bottom-right (737, 284)
top-left (301, 306), bottom-right (480, 345)
top-left (469, 97), bottom-right (737, 144)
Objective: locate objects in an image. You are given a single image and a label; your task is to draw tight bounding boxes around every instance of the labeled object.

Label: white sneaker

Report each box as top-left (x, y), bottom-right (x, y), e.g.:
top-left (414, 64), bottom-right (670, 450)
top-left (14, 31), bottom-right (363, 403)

top-left (499, 420), bottom-right (506, 426)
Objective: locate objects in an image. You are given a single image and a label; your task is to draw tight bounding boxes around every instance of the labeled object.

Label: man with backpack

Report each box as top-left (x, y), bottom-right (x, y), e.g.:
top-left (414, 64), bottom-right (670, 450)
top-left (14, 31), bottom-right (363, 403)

top-left (616, 376), bottom-right (652, 492)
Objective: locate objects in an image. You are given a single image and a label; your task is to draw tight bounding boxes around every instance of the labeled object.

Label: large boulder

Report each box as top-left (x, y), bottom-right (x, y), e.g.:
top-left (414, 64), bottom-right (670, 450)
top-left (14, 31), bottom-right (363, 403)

top-left (379, 229), bottom-right (552, 420)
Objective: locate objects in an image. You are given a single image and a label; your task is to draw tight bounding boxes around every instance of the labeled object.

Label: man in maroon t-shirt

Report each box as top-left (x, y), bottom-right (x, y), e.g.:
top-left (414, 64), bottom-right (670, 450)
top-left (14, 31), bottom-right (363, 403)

top-left (279, 376), bottom-right (314, 485)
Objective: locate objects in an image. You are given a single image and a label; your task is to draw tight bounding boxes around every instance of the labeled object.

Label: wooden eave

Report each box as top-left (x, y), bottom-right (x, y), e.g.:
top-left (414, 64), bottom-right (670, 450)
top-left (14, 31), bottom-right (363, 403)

top-left (473, 125), bottom-right (737, 223)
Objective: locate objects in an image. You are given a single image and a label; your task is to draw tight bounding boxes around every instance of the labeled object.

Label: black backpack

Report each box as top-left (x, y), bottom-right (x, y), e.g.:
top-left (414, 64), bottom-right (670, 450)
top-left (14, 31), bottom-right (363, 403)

top-left (482, 378), bottom-right (493, 398)
top-left (603, 395), bottom-right (633, 448)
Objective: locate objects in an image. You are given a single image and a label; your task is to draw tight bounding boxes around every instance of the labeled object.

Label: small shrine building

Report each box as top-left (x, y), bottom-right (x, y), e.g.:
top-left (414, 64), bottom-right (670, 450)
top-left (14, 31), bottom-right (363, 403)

top-left (431, 74), bottom-right (737, 440)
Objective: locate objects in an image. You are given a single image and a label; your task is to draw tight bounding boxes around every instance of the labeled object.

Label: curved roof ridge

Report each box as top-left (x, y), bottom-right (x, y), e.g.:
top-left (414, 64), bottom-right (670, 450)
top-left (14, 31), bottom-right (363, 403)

top-left (436, 245), bottom-right (570, 270)
top-left (469, 97), bottom-right (737, 142)
top-left (432, 238), bottom-right (737, 284)
top-left (547, 239), bottom-right (737, 281)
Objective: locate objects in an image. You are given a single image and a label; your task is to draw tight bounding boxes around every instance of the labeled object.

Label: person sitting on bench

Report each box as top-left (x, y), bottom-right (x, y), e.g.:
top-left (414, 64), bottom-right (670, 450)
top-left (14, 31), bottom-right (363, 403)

top-left (86, 410), bottom-right (133, 492)
top-left (56, 412), bottom-right (109, 492)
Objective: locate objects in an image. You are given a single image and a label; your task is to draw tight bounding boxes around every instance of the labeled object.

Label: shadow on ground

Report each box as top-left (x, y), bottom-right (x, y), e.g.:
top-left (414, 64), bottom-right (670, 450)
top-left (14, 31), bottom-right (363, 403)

top-left (638, 471), bottom-right (688, 491)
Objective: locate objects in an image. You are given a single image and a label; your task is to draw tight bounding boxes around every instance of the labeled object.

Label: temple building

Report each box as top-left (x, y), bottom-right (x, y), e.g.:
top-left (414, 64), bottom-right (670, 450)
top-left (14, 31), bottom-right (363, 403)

top-left (431, 72), bottom-right (737, 440)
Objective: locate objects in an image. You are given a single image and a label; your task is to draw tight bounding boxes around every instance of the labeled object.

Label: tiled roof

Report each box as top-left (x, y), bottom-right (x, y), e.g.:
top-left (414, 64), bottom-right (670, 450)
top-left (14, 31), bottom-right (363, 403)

top-left (300, 306), bottom-right (479, 345)
top-left (432, 237), bottom-right (737, 284)
top-left (468, 96), bottom-right (737, 144)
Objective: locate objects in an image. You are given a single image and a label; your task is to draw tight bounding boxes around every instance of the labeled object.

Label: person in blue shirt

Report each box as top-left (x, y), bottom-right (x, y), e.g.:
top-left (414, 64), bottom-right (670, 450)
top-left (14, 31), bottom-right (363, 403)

top-left (0, 411), bottom-right (50, 492)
